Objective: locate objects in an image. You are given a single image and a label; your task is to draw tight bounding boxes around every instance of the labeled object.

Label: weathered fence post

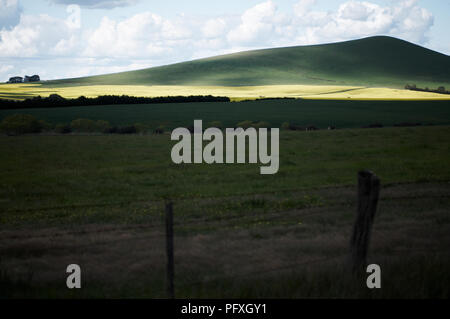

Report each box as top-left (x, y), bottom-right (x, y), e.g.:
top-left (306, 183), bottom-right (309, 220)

top-left (350, 170), bottom-right (380, 273)
top-left (165, 201), bottom-right (175, 299)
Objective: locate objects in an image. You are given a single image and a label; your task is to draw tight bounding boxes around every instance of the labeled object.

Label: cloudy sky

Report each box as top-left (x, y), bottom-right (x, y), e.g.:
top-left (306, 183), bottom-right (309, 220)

top-left (0, 0), bottom-right (449, 81)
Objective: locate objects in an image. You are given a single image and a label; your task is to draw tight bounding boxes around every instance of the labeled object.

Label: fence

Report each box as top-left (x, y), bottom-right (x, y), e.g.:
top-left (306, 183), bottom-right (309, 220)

top-left (0, 170), bottom-right (383, 298)
top-left (163, 170), bottom-right (381, 298)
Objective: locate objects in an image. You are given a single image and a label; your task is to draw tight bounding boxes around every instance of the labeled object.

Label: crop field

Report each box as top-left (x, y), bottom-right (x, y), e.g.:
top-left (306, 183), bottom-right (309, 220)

top-left (1, 83), bottom-right (449, 101)
top-left (1, 99), bottom-right (450, 130)
top-left (0, 126), bottom-right (449, 298)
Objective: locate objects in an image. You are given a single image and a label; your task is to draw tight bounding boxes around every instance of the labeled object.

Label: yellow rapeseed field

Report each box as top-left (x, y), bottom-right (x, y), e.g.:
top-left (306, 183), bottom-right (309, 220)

top-left (0, 83), bottom-right (449, 101)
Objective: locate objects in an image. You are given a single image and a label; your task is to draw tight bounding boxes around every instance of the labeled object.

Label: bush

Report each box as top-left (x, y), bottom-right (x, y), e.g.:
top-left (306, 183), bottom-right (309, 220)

top-left (134, 123), bottom-right (150, 134)
top-left (54, 123), bottom-right (72, 134)
top-left (281, 122), bottom-right (290, 130)
top-left (253, 121), bottom-right (271, 129)
top-left (96, 120), bottom-right (111, 133)
top-left (236, 120), bottom-right (254, 129)
top-left (207, 121), bottom-right (223, 129)
top-left (285, 123), bottom-right (305, 131)
top-left (0, 114), bottom-right (42, 135)
top-left (47, 94), bottom-right (65, 102)
top-left (117, 126), bottom-right (137, 134)
top-left (70, 119), bottom-right (97, 133)
top-left (38, 119), bottom-right (53, 132)
top-left (153, 126), bottom-right (165, 134)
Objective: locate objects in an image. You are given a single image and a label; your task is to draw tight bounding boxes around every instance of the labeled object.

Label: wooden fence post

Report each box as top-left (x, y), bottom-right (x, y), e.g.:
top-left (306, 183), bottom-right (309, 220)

top-left (350, 170), bottom-right (380, 273)
top-left (165, 201), bottom-right (175, 299)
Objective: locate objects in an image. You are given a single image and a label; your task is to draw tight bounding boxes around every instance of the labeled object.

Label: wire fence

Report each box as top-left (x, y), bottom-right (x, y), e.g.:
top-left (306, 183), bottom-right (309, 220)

top-left (2, 175), bottom-right (450, 298)
top-left (3, 191), bottom-right (449, 242)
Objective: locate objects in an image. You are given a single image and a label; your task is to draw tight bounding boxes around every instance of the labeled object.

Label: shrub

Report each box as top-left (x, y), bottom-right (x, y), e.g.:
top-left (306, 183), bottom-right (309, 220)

top-left (47, 94), bottom-right (65, 102)
top-left (394, 122), bottom-right (422, 127)
top-left (153, 126), bottom-right (165, 134)
top-left (236, 120), bottom-right (254, 129)
top-left (104, 126), bottom-right (118, 134)
top-left (306, 125), bottom-right (319, 131)
top-left (0, 114), bottom-right (42, 135)
top-left (134, 123), bottom-right (150, 134)
top-left (70, 119), bottom-right (97, 133)
top-left (96, 120), bottom-right (111, 133)
top-left (281, 122), bottom-right (290, 130)
top-left (117, 125), bottom-right (137, 134)
top-left (207, 121), bottom-right (223, 129)
top-left (38, 119), bottom-right (53, 132)
top-left (54, 123), bottom-right (72, 134)
top-left (287, 123), bottom-right (305, 131)
top-left (253, 121), bottom-right (271, 129)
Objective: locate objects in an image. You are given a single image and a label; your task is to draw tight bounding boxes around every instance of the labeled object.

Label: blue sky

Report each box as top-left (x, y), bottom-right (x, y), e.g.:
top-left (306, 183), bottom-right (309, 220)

top-left (1, 0), bottom-right (449, 80)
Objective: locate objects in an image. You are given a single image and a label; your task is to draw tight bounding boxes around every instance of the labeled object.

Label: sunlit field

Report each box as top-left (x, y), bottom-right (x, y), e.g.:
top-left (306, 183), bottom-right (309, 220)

top-left (1, 83), bottom-right (449, 101)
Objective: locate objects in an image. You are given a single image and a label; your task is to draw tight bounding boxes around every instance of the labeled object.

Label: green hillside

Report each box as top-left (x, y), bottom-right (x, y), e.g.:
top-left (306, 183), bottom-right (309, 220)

top-left (49, 36), bottom-right (450, 88)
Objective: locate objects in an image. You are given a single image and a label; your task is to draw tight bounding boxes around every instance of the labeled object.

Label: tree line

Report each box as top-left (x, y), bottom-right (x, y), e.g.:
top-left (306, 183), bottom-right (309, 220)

top-left (405, 84), bottom-right (449, 95)
top-left (0, 94), bottom-right (231, 110)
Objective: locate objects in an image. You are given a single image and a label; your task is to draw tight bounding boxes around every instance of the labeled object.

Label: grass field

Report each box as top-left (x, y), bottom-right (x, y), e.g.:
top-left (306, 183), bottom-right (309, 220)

top-left (1, 99), bottom-right (450, 130)
top-left (42, 36), bottom-right (450, 88)
top-left (0, 127), bottom-right (449, 298)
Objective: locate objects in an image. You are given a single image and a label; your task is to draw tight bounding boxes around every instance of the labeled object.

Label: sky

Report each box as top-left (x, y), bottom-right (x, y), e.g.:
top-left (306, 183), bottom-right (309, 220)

top-left (0, 0), bottom-right (449, 81)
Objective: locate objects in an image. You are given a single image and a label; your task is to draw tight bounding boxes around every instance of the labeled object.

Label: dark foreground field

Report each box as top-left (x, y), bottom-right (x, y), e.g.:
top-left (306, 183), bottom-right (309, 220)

top-left (1, 126), bottom-right (449, 298)
top-left (1, 99), bottom-right (450, 129)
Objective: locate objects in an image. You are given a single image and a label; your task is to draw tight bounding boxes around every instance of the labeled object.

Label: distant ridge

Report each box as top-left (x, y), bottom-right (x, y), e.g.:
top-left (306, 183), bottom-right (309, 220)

top-left (51, 36), bottom-right (450, 88)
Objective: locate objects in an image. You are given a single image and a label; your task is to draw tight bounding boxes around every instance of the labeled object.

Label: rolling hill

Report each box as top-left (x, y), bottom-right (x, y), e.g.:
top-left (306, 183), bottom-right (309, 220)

top-left (49, 36), bottom-right (450, 88)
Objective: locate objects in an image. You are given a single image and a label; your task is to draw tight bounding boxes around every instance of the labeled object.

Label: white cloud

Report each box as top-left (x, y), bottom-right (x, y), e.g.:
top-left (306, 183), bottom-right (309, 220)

top-left (227, 1), bottom-right (279, 44)
top-left (0, 64), bottom-right (14, 79)
top-left (0, 13), bottom-right (81, 57)
top-left (83, 12), bottom-right (190, 58)
top-left (294, 0), bottom-right (316, 16)
top-left (203, 18), bottom-right (227, 38)
top-left (292, 0), bottom-right (433, 45)
top-left (390, 0), bottom-right (434, 43)
top-left (339, 1), bottom-right (373, 20)
top-left (50, 0), bottom-right (139, 9)
top-left (0, 0), bottom-right (22, 29)
top-left (225, 0), bottom-right (433, 49)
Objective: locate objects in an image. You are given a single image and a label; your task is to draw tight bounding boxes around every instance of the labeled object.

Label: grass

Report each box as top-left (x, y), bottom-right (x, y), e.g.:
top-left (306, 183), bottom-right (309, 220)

top-left (0, 126), bottom-right (449, 225)
top-left (1, 99), bottom-right (450, 129)
top-left (1, 182), bottom-right (449, 298)
top-left (44, 36), bottom-right (450, 88)
top-left (0, 126), bottom-right (449, 298)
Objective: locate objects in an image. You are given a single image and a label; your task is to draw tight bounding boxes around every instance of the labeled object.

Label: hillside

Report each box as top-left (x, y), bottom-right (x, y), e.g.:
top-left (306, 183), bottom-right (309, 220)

top-left (49, 36), bottom-right (450, 88)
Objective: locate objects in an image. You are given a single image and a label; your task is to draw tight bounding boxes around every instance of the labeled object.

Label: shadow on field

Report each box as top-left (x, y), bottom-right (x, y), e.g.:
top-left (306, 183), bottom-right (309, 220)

top-left (1, 182), bottom-right (449, 299)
